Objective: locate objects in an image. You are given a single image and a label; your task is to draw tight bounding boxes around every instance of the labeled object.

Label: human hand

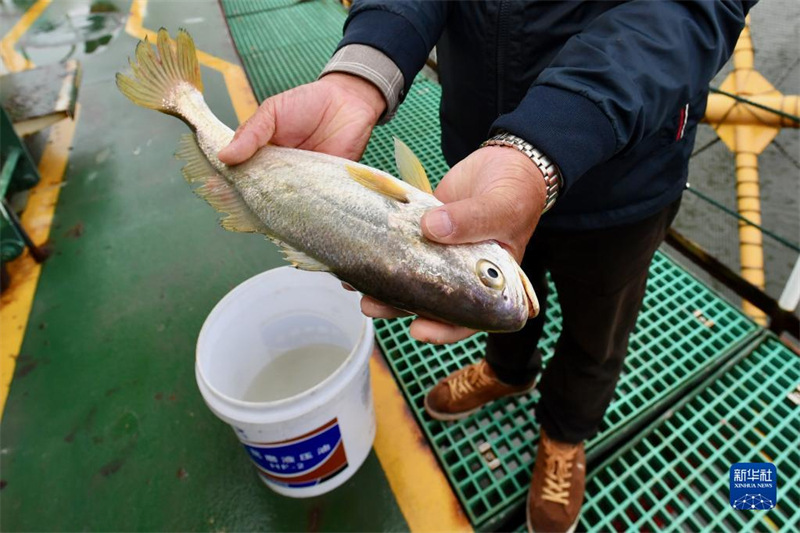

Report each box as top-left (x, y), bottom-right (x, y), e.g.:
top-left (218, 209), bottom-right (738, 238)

top-left (361, 145), bottom-right (547, 344)
top-left (218, 73), bottom-right (386, 164)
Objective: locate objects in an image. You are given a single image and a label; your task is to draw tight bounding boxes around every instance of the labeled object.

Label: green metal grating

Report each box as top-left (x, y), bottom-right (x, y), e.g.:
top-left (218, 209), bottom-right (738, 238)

top-left (224, 0), bottom-right (347, 98)
top-left (578, 334), bottom-right (800, 532)
top-left (374, 252), bottom-right (759, 527)
top-left (221, 0), bottom-right (300, 18)
top-left (236, 37), bottom-right (341, 96)
top-left (360, 78), bottom-right (450, 182)
top-left (227, 2), bottom-right (344, 51)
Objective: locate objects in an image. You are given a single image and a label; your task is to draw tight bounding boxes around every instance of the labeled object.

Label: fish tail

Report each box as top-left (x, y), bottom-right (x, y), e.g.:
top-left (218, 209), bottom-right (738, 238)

top-left (115, 28), bottom-right (202, 119)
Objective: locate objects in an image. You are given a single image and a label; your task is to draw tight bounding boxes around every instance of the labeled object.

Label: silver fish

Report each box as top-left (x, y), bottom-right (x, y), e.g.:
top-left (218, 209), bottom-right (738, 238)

top-left (116, 29), bottom-right (538, 332)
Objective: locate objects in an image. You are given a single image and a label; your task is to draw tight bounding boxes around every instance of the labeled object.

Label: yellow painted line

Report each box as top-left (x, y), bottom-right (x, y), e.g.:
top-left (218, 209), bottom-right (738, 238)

top-left (0, 108), bottom-right (80, 419)
top-left (125, 0), bottom-right (258, 122)
top-left (0, 0), bottom-right (50, 71)
top-left (370, 351), bottom-right (473, 533)
top-left (0, 0), bottom-right (67, 420)
top-left (217, 65), bottom-right (258, 124)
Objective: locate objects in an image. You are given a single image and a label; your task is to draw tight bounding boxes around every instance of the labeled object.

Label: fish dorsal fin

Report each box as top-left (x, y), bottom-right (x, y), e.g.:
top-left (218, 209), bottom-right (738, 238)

top-left (272, 239), bottom-right (330, 272)
top-left (394, 137), bottom-right (433, 194)
top-left (346, 164), bottom-right (409, 203)
top-left (176, 134), bottom-right (267, 234)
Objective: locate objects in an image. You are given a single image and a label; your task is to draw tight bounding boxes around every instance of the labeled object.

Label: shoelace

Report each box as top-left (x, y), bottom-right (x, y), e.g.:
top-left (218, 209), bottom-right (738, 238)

top-left (540, 439), bottom-right (579, 506)
top-left (448, 361), bottom-right (493, 401)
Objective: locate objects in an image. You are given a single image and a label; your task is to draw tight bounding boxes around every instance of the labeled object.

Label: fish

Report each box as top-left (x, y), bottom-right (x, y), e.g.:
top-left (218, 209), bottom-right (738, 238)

top-left (115, 29), bottom-right (539, 332)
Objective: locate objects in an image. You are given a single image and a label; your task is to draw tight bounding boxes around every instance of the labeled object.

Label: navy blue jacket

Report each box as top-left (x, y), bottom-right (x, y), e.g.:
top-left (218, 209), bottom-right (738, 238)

top-left (338, 0), bottom-right (754, 229)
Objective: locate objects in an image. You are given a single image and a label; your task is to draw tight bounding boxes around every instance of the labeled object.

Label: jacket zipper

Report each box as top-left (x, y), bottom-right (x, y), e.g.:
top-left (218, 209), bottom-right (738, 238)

top-left (496, 0), bottom-right (509, 116)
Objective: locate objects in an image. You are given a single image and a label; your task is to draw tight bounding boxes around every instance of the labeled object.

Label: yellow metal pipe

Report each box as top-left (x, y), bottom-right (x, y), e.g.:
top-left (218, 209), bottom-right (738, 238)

top-left (704, 94), bottom-right (800, 127)
top-left (733, 20), bottom-right (755, 86)
top-left (731, 16), bottom-right (767, 324)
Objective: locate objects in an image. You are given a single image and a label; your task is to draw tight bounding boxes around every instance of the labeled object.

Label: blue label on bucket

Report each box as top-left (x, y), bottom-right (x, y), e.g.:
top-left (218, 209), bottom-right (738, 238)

top-left (242, 418), bottom-right (348, 488)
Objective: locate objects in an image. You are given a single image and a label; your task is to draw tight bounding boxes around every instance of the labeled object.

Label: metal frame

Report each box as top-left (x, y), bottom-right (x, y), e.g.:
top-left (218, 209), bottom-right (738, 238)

top-left (666, 228), bottom-right (799, 338)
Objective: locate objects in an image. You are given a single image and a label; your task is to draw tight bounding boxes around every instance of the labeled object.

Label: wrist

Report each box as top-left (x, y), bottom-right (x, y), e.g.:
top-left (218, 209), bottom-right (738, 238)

top-left (320, 72), bottom-right (387, 124)
top-left (481, 132), bottom-right (563, 213)
top-left (481, 146), bottom-right (547, 207)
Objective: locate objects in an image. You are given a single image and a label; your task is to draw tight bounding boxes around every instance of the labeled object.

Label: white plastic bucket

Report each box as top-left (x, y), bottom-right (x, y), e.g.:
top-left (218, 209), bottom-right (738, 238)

top-left (196, 267), bottom-right (376, 497)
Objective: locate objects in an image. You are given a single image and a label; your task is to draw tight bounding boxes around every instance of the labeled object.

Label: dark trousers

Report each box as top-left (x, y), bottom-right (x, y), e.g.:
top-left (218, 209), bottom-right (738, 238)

top-left (486, 199), bottom-right (681, 444)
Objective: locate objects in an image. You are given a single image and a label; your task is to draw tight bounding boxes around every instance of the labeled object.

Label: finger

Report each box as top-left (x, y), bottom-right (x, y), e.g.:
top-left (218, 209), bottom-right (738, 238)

top-left (421, 188), bottom-right (519, 246)
top-left (360, 296), bottom-right (411, 319)
top-left (217, 98), bottom-right (277, 165)
top-left (408, 318), bottom-right (477, 345)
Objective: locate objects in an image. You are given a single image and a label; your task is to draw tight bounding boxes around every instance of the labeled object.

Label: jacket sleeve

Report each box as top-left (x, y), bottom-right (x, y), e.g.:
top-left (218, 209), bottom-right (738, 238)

top-left (492, 0), bottom-right (755, 190)
top-left (337, 0), bottom-right (449, 97)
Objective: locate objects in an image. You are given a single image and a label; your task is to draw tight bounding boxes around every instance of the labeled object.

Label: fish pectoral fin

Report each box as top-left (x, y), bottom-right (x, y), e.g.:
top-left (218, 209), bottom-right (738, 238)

top-left (176, 133), bottom-right (266, 234)
top-left (272, 240), bottom-right (330, 272)
top-left (346, 164), bottom-right (409, 203)
top-left (394, 137), bottom-right (433, 194)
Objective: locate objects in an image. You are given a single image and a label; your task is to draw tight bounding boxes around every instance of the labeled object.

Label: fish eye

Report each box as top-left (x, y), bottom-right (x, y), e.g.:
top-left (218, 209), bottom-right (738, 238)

top-left (477, 259), bottom-right (505, 290)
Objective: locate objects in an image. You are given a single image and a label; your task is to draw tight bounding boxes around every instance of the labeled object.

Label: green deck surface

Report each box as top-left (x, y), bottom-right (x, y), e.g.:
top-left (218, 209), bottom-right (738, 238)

top-left (0, 1), bottom-right (407, 531)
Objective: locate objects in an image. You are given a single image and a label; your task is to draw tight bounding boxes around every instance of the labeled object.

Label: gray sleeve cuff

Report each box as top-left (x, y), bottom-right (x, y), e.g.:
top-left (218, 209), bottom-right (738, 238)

top-left (319, 44), bottom-right (404, 125)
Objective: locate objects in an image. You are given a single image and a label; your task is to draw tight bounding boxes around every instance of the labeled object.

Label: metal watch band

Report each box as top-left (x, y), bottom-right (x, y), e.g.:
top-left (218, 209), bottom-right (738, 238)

top-left (481, 132), bottom-right (563, 213)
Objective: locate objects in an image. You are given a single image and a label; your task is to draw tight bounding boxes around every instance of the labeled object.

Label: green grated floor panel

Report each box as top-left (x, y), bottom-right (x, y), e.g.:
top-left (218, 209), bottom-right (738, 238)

top-left (237, 37), bottom-right (342, 96)
top-left (360, 78), bottom-right (450, 182)
top-left (224, 0), bottom-right (347, 98)
top-left (227, 2), bottom-right (345, 51)
top-left (578, 335), bottom-right (800, 532)
top-left (221, 0), bottom-right (300, 18)
top-left (374, 252), bottom-right (758, 527)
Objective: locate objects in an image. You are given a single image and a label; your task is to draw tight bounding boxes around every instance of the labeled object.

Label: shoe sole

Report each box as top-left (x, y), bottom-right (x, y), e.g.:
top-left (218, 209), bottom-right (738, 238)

top-left (526, 489), bottom-right (580, 533)
top-left (423, 381), bottom-right (537, 422)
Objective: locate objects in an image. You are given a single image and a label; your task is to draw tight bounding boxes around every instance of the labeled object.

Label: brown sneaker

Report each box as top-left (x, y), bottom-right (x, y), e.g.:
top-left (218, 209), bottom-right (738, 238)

top-left (527, 429), bottom-right (586, 533)
top-left (424, 359), bottom-right (536, 421)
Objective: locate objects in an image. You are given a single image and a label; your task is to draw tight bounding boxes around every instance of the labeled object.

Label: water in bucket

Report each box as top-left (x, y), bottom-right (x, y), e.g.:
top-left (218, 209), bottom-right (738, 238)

top-left (242, 344), bottom-right (351, 402)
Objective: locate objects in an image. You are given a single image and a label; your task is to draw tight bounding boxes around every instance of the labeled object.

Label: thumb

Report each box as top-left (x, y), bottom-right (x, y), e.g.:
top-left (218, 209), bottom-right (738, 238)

top-left (421, 188), bottom-right (521, 248)
top-left (217, 98), bottom-right (277, 165)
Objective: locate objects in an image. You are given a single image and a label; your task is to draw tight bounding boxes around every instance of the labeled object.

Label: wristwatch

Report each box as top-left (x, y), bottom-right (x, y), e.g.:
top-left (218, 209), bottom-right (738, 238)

top-left (481, 132), bottom-right (563, 213)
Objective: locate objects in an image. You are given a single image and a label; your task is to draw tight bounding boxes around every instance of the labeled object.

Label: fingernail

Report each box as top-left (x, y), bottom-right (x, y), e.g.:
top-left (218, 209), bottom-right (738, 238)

top-left (425, 209), bottom-right (453, 238)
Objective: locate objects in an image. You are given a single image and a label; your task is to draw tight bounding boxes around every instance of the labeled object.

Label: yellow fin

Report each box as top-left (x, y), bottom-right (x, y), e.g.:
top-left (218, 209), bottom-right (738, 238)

top-left (394, 137), bottom-right (433, 194)
top-left (176, 134), bottom-right (266, 234)
top-left (115, 28), bottom-right (203, 114)
top-left (272, 239), bottom-right (330, 272)
top-left (346, 164), bottom-right (409, 203)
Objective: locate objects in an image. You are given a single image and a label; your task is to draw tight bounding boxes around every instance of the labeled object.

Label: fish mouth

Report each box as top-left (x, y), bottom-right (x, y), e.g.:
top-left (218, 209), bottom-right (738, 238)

top-left (515, 263), bottom-right (540, 319)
